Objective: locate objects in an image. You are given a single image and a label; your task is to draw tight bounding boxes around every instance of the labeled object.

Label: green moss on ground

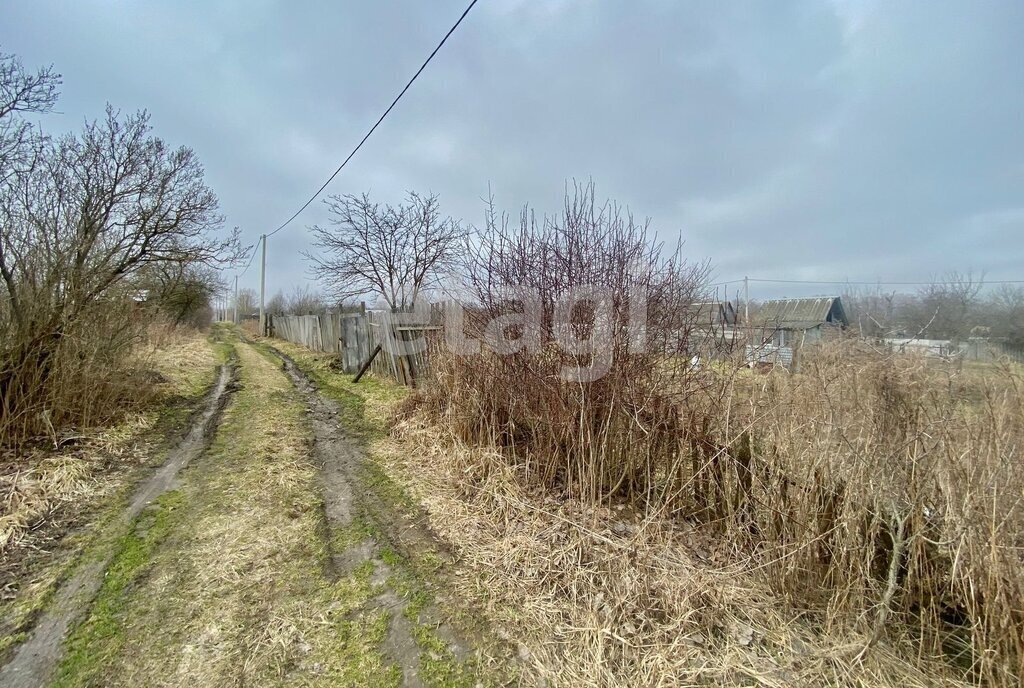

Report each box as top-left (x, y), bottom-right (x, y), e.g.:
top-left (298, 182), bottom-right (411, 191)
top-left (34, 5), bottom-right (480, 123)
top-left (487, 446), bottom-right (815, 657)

top-left (53, 491), bottom-right (187, 688)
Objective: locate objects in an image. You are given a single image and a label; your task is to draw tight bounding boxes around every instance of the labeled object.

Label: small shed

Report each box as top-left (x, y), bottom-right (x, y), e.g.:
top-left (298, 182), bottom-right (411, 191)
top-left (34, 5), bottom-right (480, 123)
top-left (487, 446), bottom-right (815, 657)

top-left (754, 296), bottom-right (848, 346)
top-left (686, 301), bottom-right (739, 330)
top-left (747, 297), bottom-right (848, 369)
top-left (682, 300), bottom-right (743, 354)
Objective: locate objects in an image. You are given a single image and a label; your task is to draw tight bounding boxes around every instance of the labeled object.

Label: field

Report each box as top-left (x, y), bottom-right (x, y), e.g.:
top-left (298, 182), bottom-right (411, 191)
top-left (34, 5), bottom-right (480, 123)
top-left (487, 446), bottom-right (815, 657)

top-left (2, 321), bottom-right (1021, 687)
top-left (396, 340), bottom-right (1024, 687)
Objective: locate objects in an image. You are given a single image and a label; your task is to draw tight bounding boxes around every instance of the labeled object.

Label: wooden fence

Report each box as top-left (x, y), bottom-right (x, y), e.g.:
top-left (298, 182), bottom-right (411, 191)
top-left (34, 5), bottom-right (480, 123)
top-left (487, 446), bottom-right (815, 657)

top-left (270, 309), bottom-right (441, 386)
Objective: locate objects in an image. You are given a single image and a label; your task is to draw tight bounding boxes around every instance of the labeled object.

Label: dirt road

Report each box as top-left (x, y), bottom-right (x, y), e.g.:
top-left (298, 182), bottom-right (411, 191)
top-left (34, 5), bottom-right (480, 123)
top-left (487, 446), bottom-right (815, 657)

top-left (0, 330), bottom-right (499, 687)
top-left (266, 344), bottom-right (478, 687)
top-left (0, 365), bottom-right (234, 688)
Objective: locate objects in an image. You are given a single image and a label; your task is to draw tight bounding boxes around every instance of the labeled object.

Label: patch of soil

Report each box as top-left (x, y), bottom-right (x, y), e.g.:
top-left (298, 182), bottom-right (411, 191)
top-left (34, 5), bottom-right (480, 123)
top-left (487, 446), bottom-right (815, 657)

top-left (267, 348), bottom-right (476, 687)
top-left (0, 363), bottom-right (236, 688)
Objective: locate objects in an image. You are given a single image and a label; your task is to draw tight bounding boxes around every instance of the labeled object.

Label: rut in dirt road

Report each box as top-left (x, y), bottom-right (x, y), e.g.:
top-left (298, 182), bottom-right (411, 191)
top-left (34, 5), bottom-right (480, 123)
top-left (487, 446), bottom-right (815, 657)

top-left (0, 364), bottom-right (236, 688)
top-left (267, 346), bottom-right (474, 688)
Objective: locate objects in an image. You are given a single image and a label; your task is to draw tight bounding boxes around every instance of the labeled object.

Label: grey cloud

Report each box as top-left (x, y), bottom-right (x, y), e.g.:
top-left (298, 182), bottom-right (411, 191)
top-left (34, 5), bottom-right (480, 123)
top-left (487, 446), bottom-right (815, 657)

top-left (2, 0), bottom-right (1021, 299)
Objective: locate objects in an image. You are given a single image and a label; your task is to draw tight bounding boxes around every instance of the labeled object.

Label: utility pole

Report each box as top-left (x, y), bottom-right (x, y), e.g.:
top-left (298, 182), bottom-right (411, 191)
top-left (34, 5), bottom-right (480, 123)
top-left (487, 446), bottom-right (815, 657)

top-left (743, 276), bottom-right (749, 326)
top-left (259, 234), bottom-right (267, 336)
top-left (233, 275), bottom-right (239, 325)
top-left (744, 275), bottom-right (751, 361)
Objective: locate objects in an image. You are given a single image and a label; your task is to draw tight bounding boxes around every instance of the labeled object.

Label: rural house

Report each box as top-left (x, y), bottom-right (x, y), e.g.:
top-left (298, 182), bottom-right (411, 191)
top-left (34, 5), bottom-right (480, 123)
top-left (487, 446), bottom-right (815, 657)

top-left (749, 296), bottom-right (848, 367)
top-left (683, 300), bottom-right (742, 355)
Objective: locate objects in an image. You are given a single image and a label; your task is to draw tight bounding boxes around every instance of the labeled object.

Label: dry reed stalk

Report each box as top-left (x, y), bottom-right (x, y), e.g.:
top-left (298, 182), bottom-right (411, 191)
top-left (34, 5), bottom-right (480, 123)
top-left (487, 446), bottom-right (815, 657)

top-left (376, 415), bottom-right (980, 687)
top-left (417, 339), bottom-right (1024, 686)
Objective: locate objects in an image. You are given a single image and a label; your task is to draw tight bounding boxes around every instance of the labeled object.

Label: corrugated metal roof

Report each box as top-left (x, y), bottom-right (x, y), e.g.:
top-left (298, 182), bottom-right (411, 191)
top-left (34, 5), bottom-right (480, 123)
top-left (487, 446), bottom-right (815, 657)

top-left (754, 297), bottom-right (847, 329)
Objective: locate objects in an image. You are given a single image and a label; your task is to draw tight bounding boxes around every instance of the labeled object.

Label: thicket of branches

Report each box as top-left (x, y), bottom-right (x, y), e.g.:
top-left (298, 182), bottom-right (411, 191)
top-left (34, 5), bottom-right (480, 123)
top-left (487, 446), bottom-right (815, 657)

top-left (0, 51), bottom-right (236, 447)
top-left (428, 182), bottom-right (713, 501)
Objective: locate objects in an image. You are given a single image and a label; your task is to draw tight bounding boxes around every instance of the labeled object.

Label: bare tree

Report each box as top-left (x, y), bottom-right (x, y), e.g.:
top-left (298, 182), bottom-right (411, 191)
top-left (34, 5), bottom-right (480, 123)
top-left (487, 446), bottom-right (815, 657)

top-left (1, 107), bottom-right (236, 330)
top-left (235, 288), bottom-right (258, 316)
top-left (842, 285), bottom-right (898, 338)
top-left (0, 52), bottom-right (60, 187)
top-left (984, 284), bottom-right (1024, 350)
top-left (263, 285), bottom-right (326, 320)
top-left (904, 270), bottom-right (985, 341)
top-left (286, 284), bottom-right (325, 314)
top-left (0, 53), bottom-right (238, 444)
top-left (305, 191), bottom-right (464, 310)
top-left (266, 289), bottom-right (287, 316)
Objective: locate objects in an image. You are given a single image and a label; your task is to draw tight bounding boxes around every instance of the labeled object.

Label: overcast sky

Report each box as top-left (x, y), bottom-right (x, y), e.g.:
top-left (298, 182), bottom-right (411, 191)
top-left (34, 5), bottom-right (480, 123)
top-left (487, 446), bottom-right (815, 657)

top-left (2, 0), bottom-right (1022, 300)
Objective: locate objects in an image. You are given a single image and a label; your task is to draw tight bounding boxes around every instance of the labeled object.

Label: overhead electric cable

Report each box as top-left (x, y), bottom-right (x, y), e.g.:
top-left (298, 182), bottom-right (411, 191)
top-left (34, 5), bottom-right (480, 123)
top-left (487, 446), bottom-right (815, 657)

top-left (237, 242), bottom-right (258, 278)
top-left (264, 0), bottom-right (481, 238)
top-left (745, 278), bottom-right (1024, 286)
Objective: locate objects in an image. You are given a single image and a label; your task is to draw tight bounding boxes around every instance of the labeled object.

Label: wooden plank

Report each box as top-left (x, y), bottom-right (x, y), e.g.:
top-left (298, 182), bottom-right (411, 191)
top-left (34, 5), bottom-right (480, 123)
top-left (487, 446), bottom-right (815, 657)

top-left (353, 344), bottom-right (382, 383)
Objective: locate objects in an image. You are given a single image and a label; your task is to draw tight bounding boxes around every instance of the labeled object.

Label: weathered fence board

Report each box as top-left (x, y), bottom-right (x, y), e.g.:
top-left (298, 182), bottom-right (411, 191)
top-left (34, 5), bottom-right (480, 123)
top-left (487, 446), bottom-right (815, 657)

top-left (270, 308), bottom-right (442, 386)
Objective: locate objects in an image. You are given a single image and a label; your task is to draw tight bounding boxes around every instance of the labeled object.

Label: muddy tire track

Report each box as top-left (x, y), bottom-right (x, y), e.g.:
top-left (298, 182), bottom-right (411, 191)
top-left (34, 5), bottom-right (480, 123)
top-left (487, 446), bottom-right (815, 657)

top-left (0, 363), bottom-right (236, 688)
top-left (265, 346), bottom-right (472, 688)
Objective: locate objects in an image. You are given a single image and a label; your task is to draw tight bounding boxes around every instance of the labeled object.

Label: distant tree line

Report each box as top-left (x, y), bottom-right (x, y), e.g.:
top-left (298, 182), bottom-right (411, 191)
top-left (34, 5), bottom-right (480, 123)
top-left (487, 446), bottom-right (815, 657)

top-left (842, 271), bottom-right (1024, 348)
top-left (230, 285), bottom-right (331, 320)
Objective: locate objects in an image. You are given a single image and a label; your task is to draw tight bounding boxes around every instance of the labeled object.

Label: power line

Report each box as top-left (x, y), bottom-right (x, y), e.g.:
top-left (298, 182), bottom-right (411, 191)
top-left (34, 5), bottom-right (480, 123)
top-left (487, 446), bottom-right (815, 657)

top-left (709, 277), bottom-right (1024, 288)
top-left (265, 0), bottom-right (480, 238)
top-left (708, 276), bottom-right (1024, 294)
top-left (236, 241), bottom-right (259, 278)
top-left (231, 0), bottom-right (479, 285)
top-left (747, 278), bottom-right (1024, 287)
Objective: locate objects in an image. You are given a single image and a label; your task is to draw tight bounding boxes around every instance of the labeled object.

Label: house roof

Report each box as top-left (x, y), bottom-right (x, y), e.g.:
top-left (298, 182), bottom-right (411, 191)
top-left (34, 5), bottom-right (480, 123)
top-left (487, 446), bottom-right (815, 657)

top-left (754, 297), bottom-right (848, 330)
top-left (686, 300), bottom-right (738, 328)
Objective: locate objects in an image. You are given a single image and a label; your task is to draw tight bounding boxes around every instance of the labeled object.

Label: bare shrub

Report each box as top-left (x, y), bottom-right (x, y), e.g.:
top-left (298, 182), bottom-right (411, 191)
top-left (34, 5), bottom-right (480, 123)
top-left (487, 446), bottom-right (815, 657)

top-left (0, 53), bottom-right (237, 447)
top-left (428, 181), bottom-right (714, 503)
top-left (141, 263), bottom-right (223, 329)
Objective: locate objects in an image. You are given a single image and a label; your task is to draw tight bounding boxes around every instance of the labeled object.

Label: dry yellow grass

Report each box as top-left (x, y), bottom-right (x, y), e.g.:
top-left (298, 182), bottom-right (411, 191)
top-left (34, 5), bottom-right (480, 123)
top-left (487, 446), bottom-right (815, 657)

top-left (378, 417), bottom-right (981, 687)
top-left (0, 331), bottom-right (216, 556)
top-left (374, 341), bottom-right (1024, 686)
